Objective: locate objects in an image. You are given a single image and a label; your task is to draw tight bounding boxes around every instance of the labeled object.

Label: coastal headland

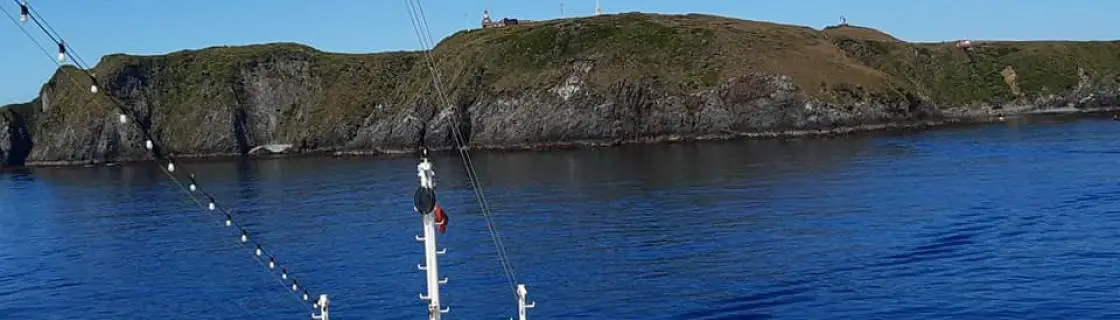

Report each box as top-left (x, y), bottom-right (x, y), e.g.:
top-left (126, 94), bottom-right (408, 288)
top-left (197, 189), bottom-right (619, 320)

top-left (3, 12), bottom-right (1120, 166)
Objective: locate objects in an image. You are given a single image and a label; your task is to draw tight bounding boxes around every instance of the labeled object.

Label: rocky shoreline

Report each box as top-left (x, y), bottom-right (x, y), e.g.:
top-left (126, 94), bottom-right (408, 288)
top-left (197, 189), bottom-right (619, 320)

top-left (12, 104), bottom-right (1117, 168)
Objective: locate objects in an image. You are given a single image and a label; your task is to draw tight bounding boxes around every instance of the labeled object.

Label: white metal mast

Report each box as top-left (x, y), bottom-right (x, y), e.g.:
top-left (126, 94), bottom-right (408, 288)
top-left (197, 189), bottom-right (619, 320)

top-left (415, 149), bottom-right (449, 319)
top-left (311, 294), bottom-right (330, 320)
top-left (513, 284), bottom-right (536, 320)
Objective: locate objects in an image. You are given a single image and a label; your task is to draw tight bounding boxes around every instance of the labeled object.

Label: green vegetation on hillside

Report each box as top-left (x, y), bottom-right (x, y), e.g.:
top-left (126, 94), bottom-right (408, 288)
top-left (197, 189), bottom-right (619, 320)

top-left (15, 12), bottom-right (1120, 119)
top-left (1, 97), bottom-right (39, 127)
top-left (823, 25), bottom-right (902, 42)
top-left (414, 12), bottom-right (1120, 107)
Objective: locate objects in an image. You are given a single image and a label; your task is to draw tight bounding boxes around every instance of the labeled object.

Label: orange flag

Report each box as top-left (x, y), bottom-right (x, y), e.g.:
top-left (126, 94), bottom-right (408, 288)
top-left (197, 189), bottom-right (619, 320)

top-left (434, 205), bottom-right (449, 233)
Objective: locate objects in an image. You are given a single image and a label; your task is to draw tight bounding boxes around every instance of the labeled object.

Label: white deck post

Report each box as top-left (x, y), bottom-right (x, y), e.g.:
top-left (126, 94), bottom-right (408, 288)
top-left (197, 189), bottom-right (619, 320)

top-left (416, 156), bottom-right (449, 320)
top-left (311, 294), bottom-right (329, 320)
top-left (516, 284), bottom-right (536, 320)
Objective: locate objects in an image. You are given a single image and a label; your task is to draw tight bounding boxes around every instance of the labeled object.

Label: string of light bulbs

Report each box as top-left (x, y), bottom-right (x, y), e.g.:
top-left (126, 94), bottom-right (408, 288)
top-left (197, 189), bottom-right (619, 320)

top-left (3, 0), bottom-right (325, 313)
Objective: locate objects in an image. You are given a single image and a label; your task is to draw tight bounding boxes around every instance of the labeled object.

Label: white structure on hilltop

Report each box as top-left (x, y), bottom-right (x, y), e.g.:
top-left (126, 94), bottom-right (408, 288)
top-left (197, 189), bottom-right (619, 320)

top-left (595, 0), bottom-right (603, 15)
top-left (482, 9), bottom-right (492, 28)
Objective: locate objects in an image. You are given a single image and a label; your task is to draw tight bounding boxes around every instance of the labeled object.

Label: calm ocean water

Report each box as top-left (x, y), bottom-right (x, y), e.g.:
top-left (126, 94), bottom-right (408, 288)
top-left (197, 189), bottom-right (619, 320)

top-left (4, 115), bottom-right (1120, 319)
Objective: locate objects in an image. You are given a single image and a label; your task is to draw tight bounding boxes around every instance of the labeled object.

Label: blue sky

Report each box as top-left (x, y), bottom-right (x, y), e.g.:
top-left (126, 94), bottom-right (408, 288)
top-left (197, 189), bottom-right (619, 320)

top-left (1, 0), bottom-right (1114, 104)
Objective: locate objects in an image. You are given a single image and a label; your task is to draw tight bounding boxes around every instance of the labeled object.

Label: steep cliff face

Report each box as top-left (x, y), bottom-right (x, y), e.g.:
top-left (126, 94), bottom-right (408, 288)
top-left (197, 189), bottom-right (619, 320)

top-left (0, 99), bottom-right (36, 167)
top-left (3, 13), bottom-right (1120, 166)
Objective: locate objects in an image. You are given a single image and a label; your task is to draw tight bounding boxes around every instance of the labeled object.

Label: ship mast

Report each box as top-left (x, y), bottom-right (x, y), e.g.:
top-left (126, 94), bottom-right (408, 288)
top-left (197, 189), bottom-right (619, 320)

top-left (415, 148), bottom-right (449, 319)
top-left (515, 284), bottom-right (536, 320)
top-left (312, 295), bottom-right (330, 320)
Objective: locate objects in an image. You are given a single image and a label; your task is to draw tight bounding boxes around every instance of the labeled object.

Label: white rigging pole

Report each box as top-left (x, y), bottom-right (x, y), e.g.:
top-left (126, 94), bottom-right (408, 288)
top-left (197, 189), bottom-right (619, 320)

top-left (312, 295), bottom-right (330, 320)
top-left (515, 284), bottom-right (536, 320)
top-left (415, 153), bottom-right (449, 319)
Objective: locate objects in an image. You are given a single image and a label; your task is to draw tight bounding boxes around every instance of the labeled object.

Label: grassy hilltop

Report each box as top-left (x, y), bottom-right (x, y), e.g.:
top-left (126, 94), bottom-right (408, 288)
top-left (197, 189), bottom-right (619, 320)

top-left (56, 13), bottom-right (1120, 108)
top-left (3, 12), bottom-right (1120, 165)
top-left (420, 12), bottom-right (1120, 106)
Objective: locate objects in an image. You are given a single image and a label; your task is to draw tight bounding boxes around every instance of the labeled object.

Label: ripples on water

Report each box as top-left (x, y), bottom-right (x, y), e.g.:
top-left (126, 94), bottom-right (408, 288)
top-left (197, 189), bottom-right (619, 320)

top-left (5, 116), bottom-right (1120, 319)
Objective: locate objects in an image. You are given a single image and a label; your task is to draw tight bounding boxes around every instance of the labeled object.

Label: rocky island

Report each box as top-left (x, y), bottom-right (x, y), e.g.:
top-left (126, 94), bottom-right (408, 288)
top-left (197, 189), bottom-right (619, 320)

top-left (3, 12), bottom-right (1120, 167)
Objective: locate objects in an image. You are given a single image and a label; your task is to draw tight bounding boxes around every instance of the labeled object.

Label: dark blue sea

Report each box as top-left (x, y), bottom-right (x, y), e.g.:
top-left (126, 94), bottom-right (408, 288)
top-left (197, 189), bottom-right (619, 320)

top-left (5, 115), bottom-right (1120, 319)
